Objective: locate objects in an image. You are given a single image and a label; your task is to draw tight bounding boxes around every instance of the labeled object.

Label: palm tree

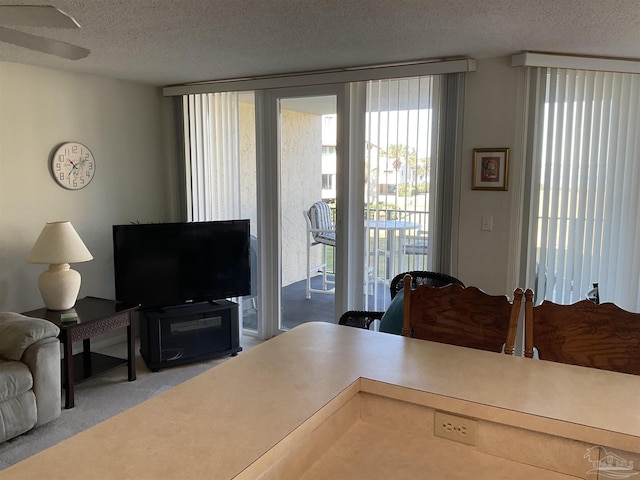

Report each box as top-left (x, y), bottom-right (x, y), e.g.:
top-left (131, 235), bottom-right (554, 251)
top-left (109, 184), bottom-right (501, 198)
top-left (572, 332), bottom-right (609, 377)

top-left (380, 144), bottom-right (418, 196)
top-left (416, 156), bottom-right (429, 179)
top-left (380, 144), bottom-right (417, 173)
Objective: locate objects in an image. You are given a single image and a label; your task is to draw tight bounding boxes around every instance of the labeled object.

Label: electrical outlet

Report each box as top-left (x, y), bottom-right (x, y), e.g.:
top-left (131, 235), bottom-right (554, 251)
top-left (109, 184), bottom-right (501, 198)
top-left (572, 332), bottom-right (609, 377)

top-left (434, 411), bottom-right (478, 446)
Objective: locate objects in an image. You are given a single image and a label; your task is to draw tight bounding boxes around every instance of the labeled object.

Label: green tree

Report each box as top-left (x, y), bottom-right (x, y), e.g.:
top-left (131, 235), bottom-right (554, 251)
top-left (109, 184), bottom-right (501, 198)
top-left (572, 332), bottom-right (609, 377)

top-left (416, 156), bottom-right (430, 178)
top-left (380, 144), bottom-right (417, 173)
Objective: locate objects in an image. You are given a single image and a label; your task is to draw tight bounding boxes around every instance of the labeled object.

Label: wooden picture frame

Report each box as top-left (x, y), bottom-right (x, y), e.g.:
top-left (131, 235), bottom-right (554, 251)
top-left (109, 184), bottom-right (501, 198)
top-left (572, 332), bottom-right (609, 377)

top-left (472, 148), bottom-right (509, 191)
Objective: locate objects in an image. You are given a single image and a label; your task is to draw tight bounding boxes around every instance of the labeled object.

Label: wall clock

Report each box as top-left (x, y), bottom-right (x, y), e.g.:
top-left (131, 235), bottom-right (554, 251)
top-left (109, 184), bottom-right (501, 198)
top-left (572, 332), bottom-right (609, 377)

top-left (51, 142), bottom-right (96, 190)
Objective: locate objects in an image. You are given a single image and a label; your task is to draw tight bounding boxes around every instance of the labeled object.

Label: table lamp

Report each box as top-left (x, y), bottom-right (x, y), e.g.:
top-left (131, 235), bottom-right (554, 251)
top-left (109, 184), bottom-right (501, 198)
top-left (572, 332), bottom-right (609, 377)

top-left (27, 221), bottom-right (93, 310)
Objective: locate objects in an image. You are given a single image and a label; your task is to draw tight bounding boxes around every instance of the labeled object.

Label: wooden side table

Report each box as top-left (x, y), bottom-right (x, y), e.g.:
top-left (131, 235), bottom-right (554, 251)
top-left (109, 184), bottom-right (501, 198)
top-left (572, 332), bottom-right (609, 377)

top-left (23, 296), bottom-right (139, 409)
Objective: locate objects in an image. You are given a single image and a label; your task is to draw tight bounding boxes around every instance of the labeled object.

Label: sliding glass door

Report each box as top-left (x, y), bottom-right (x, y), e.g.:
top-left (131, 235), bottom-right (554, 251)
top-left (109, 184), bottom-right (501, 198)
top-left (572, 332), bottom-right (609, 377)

top-left (278, 95), bottom-right (337, 330)
top-left (181, 71), bottom-right (459, 339)
top-left (257, 85), bottom-right (346, 336)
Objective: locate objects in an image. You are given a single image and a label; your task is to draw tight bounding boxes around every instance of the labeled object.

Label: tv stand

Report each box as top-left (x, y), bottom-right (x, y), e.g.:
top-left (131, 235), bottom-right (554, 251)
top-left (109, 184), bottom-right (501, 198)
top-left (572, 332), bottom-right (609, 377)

top-left (139, 300), bottom-right (242, 371)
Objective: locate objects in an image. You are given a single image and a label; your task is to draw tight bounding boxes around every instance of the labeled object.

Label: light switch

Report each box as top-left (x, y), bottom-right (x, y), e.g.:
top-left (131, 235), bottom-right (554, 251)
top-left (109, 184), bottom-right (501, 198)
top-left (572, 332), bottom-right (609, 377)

top-left (481, 214), bottom-right (493, 231)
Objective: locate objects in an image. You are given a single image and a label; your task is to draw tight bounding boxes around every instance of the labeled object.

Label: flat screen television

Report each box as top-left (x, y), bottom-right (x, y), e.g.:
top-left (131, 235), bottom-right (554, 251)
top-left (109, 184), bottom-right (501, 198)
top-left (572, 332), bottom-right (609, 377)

top-left (113, 220), bottom-right (251, 309)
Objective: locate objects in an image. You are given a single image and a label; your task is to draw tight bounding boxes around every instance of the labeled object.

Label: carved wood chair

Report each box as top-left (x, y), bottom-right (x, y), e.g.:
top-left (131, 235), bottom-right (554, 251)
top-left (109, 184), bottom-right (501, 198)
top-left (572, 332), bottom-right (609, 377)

top-left (401, 274), bottom-right (523, 354)
top-left (523, 289), bottom-right (640, 375)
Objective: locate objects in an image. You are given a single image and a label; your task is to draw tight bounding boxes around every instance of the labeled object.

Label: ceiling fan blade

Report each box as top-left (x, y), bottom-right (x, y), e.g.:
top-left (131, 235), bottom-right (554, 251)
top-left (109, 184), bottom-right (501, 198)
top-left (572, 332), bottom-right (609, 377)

top-left (0, 5), bottom-right (80, 28)
top-left (0, 26), bottom-right (89, 60)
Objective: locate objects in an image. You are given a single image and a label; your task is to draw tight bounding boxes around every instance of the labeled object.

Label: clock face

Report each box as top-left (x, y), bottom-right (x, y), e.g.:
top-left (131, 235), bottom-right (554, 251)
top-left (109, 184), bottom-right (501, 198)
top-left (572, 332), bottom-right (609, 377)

top-left (51, 142), bottom-right (96, 190)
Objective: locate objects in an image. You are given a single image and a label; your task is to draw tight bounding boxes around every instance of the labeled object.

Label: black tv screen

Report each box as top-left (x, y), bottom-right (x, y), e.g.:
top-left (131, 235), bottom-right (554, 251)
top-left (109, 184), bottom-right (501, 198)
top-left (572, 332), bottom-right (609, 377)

top-left (113, 220), bottom-right (251, 309)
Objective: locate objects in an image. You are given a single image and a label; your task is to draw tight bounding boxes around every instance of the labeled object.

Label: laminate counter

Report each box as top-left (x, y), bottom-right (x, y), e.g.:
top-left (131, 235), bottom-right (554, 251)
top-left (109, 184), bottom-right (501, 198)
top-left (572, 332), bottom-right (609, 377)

top-left (2, 323), bottom-right (639, 479)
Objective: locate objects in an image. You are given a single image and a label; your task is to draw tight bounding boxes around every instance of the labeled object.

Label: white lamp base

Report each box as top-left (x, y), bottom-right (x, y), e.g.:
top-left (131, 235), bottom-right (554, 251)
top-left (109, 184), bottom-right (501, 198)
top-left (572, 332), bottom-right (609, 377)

top-left (38, 263), bottom-right (82, 311)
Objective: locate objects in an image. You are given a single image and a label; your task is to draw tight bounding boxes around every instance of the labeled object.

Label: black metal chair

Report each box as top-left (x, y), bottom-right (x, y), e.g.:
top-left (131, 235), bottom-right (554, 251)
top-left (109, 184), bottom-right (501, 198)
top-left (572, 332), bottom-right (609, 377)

top-left (337, 310), bottom-right (385, 330)
top-left (338, 271), bottom-right (465, 329)
top-left (389, 271), bottom-right (464, 298)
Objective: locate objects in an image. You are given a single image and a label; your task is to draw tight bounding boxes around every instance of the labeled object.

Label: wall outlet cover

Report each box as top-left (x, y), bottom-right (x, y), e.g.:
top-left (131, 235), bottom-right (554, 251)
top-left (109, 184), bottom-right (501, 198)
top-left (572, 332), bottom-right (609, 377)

top-left (434, 411), bottom-right (478, 446)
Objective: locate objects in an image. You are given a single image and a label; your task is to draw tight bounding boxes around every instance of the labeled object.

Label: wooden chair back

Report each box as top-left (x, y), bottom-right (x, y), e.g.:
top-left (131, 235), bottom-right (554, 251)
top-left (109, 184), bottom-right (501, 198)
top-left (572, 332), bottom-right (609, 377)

top-left (523, 289), bottom-right (640, 375)
top-left (401, 275), bottom-right (523, 354)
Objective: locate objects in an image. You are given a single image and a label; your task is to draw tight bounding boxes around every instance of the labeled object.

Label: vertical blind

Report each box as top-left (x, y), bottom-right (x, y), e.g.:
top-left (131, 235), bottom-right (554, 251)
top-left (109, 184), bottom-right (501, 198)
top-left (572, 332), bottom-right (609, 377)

top-left (363, 76), bottom-right (440, 309)
top-left (183, 92), bottom-right (242, 221)
top-left (530, 67), bottom-right (640, 311)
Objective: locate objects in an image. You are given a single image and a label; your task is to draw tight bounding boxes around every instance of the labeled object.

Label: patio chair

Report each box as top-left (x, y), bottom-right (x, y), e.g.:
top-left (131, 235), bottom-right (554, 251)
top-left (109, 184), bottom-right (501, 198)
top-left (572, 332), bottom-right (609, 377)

top-left (523, 289), bottom-right (640, 374)
top-left (304, 201), bottom-right (336, 299)
top-left (402, 230), bottom-right (428, 269)
top-left (338, 271), bottom-right (464, 331)
top-left (402, 275), bottom-right (523, 354)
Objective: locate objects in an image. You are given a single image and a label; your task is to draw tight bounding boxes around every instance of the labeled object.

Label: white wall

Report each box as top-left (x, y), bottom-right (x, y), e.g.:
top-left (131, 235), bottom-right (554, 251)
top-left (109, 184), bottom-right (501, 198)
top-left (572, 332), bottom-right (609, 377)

top-left (458, 56), bottom-right (524, 295)
top-left (0, 62), bottom-right (170, 312)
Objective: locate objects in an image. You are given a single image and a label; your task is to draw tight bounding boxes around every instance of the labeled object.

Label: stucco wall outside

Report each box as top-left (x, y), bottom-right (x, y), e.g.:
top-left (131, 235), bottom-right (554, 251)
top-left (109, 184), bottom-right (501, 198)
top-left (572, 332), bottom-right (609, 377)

top-left (280, 108), bottom-right (324, 286)
top-left (237, 101), bottom-right (325, 288)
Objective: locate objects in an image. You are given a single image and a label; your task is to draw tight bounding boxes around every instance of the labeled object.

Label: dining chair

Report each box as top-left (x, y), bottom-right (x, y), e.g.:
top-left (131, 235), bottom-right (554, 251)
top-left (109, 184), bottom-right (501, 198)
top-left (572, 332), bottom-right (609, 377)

top-left (304, 201), bottom-right (336, 299)
top-left (338, 271), bottom-right (464, 331)
top-left (402, 274), bottom-right (523, 354)
top-left (523, 289), bottom-right (640, 375)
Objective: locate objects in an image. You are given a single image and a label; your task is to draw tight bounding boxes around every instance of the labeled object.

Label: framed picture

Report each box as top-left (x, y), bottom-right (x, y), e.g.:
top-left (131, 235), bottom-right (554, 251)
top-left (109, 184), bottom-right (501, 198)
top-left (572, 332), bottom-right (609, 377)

top-left (472, 148), bottom-right (509, 191)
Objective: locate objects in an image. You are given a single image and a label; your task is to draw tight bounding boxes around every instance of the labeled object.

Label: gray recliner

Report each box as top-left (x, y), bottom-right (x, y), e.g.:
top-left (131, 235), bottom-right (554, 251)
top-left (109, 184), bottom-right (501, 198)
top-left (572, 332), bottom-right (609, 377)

top-left (0, 312), bottom-right (61, 443)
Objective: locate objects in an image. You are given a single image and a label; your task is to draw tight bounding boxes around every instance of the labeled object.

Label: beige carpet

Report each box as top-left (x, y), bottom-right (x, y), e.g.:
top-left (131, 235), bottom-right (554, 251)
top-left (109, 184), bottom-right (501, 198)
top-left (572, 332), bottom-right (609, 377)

top-left (0, 335), bottom-right (263, 470)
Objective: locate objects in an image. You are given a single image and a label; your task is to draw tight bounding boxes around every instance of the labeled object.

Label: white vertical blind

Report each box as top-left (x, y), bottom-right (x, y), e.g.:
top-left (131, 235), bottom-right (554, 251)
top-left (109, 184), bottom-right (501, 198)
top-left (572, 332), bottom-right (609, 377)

top-left (363, 76), bottom-right (439, 309)
top-left (183, 93), bottom-right (241, 221)
top-left (530, 68), bottom-right (640, 311)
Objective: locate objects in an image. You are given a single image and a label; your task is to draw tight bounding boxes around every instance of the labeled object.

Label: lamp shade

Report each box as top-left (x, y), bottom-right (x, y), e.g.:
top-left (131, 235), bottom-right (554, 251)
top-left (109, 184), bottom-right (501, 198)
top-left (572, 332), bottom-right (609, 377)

top-left (27, 221), bottom-right (93, 310)
top-left (27, 221), bottom-right (93, 265)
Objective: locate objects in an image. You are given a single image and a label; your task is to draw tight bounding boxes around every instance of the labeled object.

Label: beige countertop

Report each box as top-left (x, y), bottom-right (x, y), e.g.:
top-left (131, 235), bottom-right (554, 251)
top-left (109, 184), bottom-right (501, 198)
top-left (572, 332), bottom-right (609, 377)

top-left (3, 322), bottom-right (639, 479)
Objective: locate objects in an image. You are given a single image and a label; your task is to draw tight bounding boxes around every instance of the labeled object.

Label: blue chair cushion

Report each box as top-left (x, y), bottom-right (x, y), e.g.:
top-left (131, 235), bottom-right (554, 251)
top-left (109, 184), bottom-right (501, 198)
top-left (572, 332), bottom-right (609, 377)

top-left (379, 288), bottom-right (404, 335)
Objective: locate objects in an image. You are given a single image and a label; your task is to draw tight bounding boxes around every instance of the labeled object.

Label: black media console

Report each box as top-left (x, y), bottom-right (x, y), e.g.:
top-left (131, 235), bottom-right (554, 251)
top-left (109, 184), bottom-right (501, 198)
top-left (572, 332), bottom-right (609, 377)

top-left (139, 300), bottom-right (242, 371)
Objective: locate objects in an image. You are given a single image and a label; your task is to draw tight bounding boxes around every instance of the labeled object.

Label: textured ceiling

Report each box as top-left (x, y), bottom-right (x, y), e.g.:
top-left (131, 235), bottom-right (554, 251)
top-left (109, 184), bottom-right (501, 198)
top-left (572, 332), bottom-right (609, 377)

top-left (0, 0), bottom-right (638, 87)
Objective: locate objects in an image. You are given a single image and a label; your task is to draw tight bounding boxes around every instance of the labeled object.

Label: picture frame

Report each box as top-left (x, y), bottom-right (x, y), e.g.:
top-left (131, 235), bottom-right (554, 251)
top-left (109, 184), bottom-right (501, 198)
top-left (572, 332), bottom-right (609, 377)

top-left (472, 148), bottom-right (509, 191)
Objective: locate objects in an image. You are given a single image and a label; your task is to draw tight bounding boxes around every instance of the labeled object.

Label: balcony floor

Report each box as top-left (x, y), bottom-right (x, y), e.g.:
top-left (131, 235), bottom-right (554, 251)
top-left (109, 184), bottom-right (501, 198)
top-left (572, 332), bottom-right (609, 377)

top-left (242, 275), bottom-right (390, 332)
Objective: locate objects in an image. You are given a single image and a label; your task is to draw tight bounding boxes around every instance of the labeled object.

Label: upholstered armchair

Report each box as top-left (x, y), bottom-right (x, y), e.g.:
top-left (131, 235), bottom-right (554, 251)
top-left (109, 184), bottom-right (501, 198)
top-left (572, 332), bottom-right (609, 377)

top-left (0, 312), bottom-right (61, 443)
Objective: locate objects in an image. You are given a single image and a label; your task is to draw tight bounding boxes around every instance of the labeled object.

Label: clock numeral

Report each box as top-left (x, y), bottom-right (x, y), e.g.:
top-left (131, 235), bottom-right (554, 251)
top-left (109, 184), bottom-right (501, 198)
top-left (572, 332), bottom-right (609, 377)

top-left (59, 172), bottom-right (65, 180)
top-left (72, 145), bottom-right (78, 153)
top-left (86, 170), bottom-right (92, 178)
